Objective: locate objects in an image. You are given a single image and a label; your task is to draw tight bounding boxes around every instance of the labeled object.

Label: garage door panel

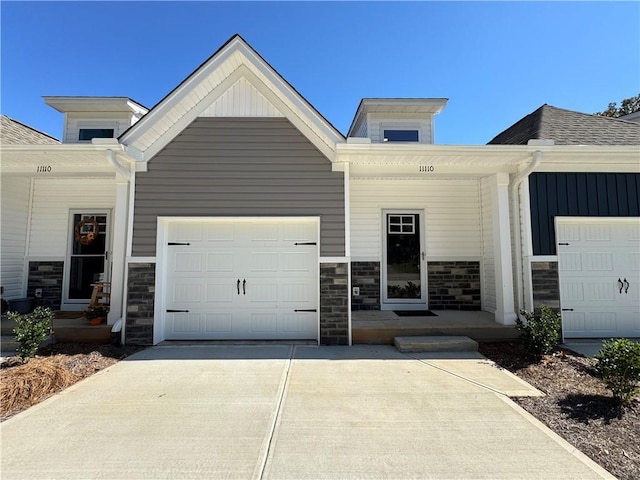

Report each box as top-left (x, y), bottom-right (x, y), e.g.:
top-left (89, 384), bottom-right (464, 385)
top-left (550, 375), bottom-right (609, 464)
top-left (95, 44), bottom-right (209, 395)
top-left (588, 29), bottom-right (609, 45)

top-left (204, 313), bottom-right (233, 333)
top-left (172, 252), bottom-right (204, 273)
top-left (251, 313), bottom-right (278, 333)
top-left (250, 252), bottom-right (278, 272)
top-left (246, 282), bottom-right (278, 303)
top-left (172, 282), bottom-right (203, 304)
top-left (280, 312), bottom-right (316, 333)
top-left (206, 280), bottom-right (236, 304)
top-left (206, 252), bottom-right (234, 272)
top-left (169, 313), bottom-right (202, 333)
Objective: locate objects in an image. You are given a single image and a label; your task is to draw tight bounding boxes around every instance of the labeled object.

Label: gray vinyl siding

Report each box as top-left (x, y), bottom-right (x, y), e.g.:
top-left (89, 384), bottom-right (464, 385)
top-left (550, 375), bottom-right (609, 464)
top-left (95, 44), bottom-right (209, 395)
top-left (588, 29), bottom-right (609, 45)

top-left (132, 117), bottom-right (345, 256)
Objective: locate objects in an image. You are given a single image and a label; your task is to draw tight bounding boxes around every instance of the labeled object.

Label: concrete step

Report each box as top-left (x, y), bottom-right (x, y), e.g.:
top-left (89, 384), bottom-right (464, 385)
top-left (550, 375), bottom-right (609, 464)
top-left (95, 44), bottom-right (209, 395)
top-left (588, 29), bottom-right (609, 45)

top-left (394, 335), bottom-right (479, 353)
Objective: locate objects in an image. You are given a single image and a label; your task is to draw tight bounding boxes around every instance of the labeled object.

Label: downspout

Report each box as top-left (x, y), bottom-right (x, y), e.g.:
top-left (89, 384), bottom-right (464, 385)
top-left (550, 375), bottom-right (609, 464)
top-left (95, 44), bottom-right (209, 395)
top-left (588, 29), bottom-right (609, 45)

top-left (106, 148), bottom-right (131, 344)
top-left (510, 150), bottom-right (542, 316)
top-left (106, 149), bottom-right (131, 179)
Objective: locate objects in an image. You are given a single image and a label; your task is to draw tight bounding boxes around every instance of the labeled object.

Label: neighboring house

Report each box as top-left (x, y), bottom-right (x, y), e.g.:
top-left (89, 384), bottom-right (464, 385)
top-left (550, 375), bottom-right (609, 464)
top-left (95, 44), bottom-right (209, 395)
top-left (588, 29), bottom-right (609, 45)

top-left (1, 36), bottom-right (638, 345)
top-left (488, 104), bottom-right (640, 339)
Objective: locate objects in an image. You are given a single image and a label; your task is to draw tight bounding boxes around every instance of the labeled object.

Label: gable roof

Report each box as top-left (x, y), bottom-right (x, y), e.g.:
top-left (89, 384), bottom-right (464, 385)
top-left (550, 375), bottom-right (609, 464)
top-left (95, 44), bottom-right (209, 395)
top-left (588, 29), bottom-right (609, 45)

top-left (488, 104), bottom-right (640, 145)
top-left (119, 34), bottom-right (345, 162)
top-left (0, 115), bottom-right (60, 145)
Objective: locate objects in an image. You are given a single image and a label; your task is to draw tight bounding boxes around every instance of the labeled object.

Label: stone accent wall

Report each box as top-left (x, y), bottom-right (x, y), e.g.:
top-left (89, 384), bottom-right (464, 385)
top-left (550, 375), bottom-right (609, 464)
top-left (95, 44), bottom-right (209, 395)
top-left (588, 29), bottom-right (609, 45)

top-left (126, 263), bottom-right (155, 345)
top-left (531, 261), bottom-right (560, 311)
top-left (351, 262), bottom-right (380, 311)
top-left (427, 261), bottom-right (481, 310)
top-left (27, 261), bottom-right (64, 310)
top-left (320, 263), bottom-right (349, 345)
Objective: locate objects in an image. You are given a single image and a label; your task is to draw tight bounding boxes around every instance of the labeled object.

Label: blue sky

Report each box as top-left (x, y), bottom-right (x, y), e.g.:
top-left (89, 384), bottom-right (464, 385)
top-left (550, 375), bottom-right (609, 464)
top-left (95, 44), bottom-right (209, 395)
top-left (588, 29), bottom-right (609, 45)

top-left (1, 1), bottom-right (638, 144)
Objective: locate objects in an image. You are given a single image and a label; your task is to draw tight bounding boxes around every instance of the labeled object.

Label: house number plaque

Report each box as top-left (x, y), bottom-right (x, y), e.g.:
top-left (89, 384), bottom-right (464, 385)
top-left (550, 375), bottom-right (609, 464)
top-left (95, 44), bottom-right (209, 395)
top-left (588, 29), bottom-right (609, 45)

top-left (419, 165), bottom-right (434, 173)
top-left (36, 165), bottom-right (52, 173)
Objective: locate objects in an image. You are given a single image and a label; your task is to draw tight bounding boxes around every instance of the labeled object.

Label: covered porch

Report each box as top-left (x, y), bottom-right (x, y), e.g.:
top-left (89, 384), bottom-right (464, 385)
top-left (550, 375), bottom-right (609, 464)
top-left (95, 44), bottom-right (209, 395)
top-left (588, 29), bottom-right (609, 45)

top-left (1, 311), bottom-right (113, 347)
top-left (352, 310), bottom-right (518, 344)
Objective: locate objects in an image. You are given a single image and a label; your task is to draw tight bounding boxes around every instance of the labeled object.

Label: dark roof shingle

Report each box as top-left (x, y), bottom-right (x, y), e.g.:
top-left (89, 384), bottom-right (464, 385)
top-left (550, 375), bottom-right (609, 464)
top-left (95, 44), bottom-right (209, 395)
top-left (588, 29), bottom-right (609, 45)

top-left (0, 115), bottom-right (59, 145)
top-left (488, 105), bottom-right (640, 145)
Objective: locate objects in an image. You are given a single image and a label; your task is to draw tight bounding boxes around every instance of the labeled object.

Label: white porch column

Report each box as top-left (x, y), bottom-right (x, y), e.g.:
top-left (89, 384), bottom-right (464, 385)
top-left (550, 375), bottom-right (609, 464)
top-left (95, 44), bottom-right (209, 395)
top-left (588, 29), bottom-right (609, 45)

top-left (490, 172), bottom-right (517, 325)
top-left (108, 173), bottom-right (129, 324)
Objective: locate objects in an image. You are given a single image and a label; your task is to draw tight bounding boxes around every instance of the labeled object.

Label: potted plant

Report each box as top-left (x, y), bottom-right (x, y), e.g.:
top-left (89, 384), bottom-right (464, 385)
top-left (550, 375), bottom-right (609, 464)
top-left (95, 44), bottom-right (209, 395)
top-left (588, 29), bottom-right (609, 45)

top-left (85, 305), bottom-right (109, 326)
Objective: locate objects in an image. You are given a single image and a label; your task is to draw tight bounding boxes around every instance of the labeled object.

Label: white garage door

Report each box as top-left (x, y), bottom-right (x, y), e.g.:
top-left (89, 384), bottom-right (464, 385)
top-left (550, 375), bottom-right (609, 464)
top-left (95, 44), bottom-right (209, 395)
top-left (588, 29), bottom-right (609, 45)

top-left (163, 218), bottom-right (318, 340)
top-left (557, 218), bottom-right (640, 338)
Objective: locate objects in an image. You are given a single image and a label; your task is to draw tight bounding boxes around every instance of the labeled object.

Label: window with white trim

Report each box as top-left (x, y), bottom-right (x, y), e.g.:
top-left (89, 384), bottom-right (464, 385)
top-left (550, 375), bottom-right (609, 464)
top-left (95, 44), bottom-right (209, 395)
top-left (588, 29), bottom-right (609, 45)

top-left (388, 215), bottom-right (415, 234)
top-left (383, 129), bottom-right (419, 142)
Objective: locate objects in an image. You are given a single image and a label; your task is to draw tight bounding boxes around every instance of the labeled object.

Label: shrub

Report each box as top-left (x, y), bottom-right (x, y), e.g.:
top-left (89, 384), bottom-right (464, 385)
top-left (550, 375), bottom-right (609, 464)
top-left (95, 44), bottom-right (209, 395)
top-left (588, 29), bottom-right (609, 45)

top-left (516, 304), bottom-right (561, 358)
top-left (7, 306), bottom-right (54, 360)
top-left (595, 338), bottom-right (640, 405)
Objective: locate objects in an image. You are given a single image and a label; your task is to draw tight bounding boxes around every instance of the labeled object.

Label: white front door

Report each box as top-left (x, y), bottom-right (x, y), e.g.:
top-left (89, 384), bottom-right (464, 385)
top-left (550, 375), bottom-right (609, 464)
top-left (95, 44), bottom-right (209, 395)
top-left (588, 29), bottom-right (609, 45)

top-left (63, 211), bottom-right (110, 309)
top-left (381, 211), bottom-right (427, 310)
top-left (557, 218), bottom-right (640, 338)
top-left (163, 218), bottom-right (319, 340)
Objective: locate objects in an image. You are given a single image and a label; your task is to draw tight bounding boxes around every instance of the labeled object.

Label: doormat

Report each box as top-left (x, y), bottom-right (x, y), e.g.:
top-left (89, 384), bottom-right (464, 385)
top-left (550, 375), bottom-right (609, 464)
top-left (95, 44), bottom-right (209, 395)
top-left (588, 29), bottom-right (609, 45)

top-left (393, 310), bottom-right (438, 317)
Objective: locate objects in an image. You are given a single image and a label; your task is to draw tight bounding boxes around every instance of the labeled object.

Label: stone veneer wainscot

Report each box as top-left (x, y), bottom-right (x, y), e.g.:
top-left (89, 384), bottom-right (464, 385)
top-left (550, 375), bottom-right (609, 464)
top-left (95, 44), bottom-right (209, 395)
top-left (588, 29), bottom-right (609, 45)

top-left (427, 261), bottom-right (481, 310)
top-left (531, 261), bottom-right (560, 311)
top-left (126, 263), bottom-right (155, 345)
top-left (27, 261), bottom-right (64, 310)
top-left (319, 263), bottom-right (349, 345)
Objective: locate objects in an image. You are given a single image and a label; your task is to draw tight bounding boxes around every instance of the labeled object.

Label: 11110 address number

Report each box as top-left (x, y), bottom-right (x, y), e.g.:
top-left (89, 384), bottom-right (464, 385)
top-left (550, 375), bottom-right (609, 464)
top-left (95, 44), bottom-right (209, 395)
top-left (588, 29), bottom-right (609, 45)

top-left (419, 165), bottom-right (434, 173)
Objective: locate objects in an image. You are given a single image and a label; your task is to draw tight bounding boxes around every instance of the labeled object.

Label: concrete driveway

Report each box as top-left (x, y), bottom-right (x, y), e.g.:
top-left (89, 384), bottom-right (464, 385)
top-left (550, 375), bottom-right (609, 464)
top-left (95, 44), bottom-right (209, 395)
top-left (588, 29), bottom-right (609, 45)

top-left (1, 345), bottom-right (612, 479)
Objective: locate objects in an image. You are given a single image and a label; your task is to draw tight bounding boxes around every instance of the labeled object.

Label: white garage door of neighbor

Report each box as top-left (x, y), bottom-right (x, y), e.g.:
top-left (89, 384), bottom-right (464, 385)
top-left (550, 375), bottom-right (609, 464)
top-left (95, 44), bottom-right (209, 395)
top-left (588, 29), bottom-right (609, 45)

top-left (164, 219), bottom-right (318, 340)
top-left (557, 218), bottom-right (640, 338)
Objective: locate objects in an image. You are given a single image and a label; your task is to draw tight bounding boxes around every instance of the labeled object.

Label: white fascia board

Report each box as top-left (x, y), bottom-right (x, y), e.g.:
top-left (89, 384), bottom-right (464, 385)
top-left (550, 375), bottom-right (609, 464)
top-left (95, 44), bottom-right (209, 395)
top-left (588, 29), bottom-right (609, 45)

top-left (120, 38), bottom-right (343, 163)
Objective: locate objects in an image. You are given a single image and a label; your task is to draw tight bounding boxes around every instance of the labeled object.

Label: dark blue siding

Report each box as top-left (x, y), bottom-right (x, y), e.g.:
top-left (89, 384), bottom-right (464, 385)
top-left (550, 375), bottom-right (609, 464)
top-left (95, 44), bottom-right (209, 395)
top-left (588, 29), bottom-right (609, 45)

top-left (529, 172), bottom-right (640, 255)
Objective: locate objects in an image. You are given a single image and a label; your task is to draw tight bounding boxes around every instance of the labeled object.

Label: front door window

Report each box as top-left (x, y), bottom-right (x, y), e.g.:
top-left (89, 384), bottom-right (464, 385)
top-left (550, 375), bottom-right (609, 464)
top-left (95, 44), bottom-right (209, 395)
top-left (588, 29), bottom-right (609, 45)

top-left (383, 212), bottom-right (426, 305)
top-left (66, 213), bottom-right (109, 302)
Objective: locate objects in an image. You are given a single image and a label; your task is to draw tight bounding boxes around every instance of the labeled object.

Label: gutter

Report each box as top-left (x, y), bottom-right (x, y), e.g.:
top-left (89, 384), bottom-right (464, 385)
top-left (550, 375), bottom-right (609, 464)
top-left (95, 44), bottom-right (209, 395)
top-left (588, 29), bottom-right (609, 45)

top-left (511, 150), bottom-right (542, 316)
top-left (106, 149), bottom-right (131, 179)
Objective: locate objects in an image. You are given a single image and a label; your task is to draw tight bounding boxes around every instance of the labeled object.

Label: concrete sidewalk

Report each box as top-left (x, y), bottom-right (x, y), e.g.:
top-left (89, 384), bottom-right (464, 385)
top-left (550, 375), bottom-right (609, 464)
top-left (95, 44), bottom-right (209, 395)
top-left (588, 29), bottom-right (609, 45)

top-left (1, 345), bottom-right (613, 479)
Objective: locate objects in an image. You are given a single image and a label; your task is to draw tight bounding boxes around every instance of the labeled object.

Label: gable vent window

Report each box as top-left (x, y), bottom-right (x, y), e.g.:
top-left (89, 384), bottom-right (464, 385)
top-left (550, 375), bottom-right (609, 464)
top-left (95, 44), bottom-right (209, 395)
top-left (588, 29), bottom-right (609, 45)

top-left (383, 129), bottom-right (419, 142)
top-left (78, 128), bottom-right (115, 141)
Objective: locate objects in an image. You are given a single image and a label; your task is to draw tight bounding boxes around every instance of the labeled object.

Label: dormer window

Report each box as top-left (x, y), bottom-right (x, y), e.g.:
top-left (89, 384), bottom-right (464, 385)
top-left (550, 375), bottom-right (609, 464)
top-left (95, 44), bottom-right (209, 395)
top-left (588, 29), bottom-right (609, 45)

top-left (383, 129), bottom-right (419, 142)
top-left (78, 128), bottom-right (115, 141)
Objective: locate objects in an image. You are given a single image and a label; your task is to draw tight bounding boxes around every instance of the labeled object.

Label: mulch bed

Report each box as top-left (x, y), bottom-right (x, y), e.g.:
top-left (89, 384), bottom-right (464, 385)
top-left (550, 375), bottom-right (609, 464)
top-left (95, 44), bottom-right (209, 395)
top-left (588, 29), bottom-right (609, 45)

top-left (0, 343), bottom-right (144, 421)
top-left (479, 342), bottom-right (639, 480)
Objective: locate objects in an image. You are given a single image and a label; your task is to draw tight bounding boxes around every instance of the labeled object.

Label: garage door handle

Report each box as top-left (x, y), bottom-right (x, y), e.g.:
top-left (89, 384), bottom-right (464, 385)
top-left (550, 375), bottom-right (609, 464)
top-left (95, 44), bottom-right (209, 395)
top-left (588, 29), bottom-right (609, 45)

top-left (561, 309), bottom-right (574, 312)
top-left (294, 309), bottom-right (317, 313)
top-left (619, 278), bottom-right (624, 294)
top-left (237, 279), bottom-right (240, 295)
top-left (624, 278), bottom-right (629, 294)
top-left (167, 309), bottom-right (189, 313)
top-left (243, 279), bottom-right (246, 295)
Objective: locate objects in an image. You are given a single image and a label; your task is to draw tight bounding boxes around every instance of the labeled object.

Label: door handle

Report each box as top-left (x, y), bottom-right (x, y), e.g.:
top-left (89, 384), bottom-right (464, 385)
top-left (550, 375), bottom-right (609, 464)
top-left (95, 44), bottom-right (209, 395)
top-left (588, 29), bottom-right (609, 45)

top-left (623, 278), bottom-right (629, 294)
top-left (237, 279), bottom-right (240, 295)
top-left (243, 279), bottom-right (246, 295)
top-left (618, 278), bottom-right (624, 294)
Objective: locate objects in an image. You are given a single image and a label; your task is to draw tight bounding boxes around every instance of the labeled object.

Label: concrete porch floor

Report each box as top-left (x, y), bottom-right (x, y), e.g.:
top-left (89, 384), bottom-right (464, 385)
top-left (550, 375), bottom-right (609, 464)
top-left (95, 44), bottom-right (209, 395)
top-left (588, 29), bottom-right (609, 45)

top-left (1, 311), bottom-right (112, 344)
top-left (352, 309), bottom-right (518, 344)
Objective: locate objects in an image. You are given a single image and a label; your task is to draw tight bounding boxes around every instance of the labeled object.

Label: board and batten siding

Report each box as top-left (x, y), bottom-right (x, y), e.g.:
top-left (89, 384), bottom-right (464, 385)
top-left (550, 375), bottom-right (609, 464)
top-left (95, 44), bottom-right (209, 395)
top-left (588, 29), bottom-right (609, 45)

top-left (28, 178), bottom-right (116, 257)
top-left (132, 118), bottom-right (345, 257)
top-left (479, 177), bottom-right (496, 312)
top-left (1, 176), bottom-right (31, 298)
top-left (530, 172), bottom-right (640, 255)
top-left (350, 178), bottom-right (482, 259)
